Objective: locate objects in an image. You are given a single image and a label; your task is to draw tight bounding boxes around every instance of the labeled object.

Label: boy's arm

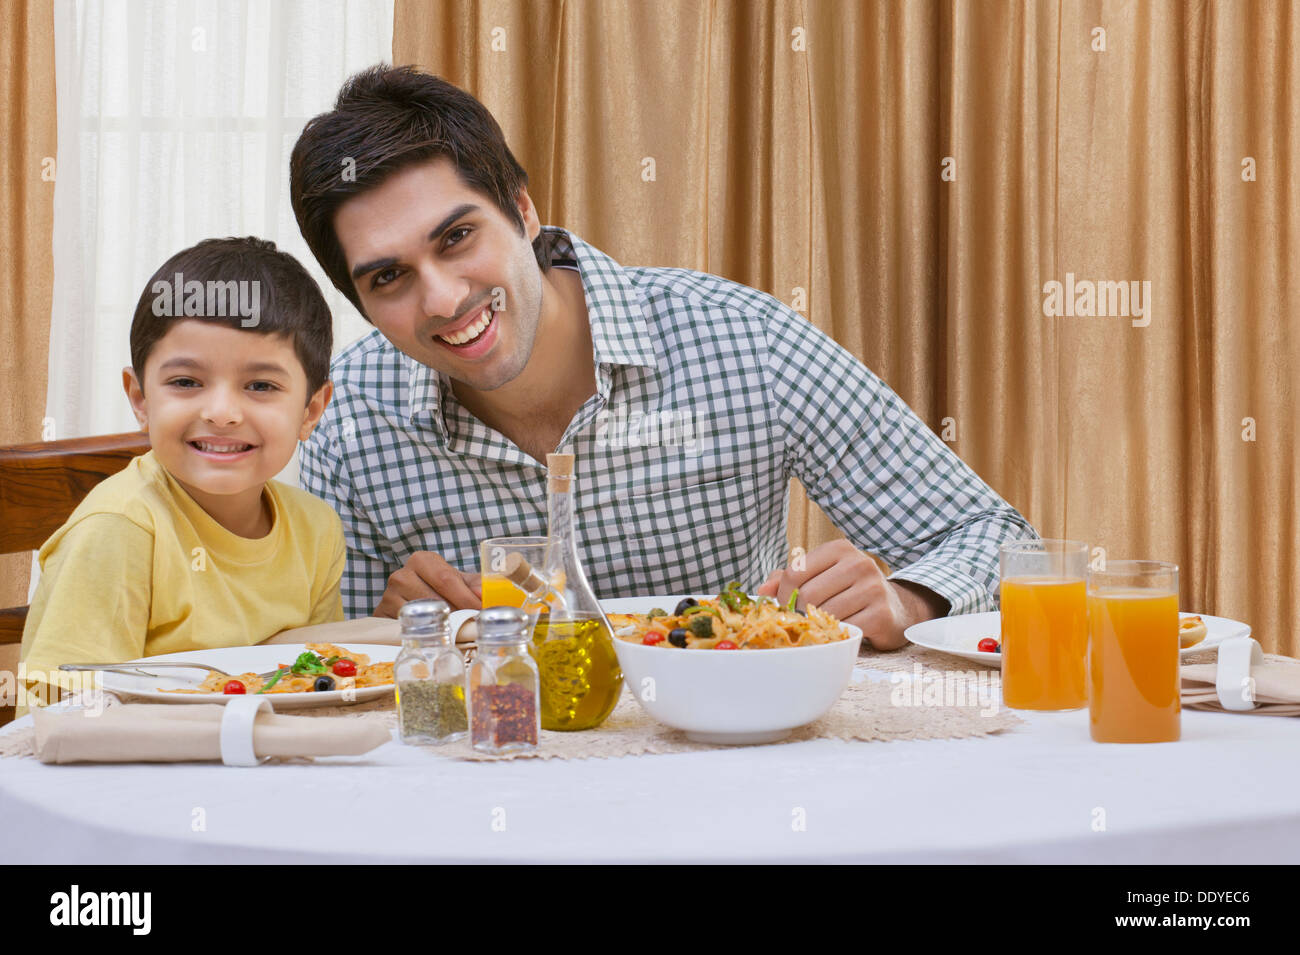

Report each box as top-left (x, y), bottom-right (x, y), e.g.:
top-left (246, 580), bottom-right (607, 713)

top-left (306, 518), bottom-right (346, 626)
top-left (19, 514), bottom-right (153, 707)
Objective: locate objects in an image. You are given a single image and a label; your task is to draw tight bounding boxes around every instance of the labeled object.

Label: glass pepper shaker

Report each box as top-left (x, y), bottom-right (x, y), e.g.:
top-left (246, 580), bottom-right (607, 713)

top-left (469, 606), bottom-right (540, 755)
top-left (395, 599), bottom-right (468, 745)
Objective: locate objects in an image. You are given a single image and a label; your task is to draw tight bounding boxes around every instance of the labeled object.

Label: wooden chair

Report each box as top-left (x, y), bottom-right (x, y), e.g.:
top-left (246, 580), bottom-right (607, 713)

top-left (0, 432), bottom-right (151, 724)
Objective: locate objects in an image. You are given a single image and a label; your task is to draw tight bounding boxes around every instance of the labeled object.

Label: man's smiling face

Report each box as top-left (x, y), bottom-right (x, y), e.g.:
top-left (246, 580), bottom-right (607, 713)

top-left (333, 157), bottom-right (545, 392)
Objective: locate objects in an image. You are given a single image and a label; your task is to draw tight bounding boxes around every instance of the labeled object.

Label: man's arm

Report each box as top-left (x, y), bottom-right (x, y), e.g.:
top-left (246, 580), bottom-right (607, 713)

top-left (760, 300), bottom-right (1037, 645)
top-left (298, 417), bottom-right (393, 619)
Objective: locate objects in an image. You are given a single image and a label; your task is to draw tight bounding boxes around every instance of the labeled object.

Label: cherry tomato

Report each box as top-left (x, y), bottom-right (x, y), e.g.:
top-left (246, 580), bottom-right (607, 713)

top-left (978, 638), bottom-right (1000, 653)
top-left (332, 659), bottom-right (357, 677)
top-left (222, 680), bottom-right (246, 694)
top-left (715, 640), bottom-right (738, 650)
top-left (643, 633), bottom-right (666, 646)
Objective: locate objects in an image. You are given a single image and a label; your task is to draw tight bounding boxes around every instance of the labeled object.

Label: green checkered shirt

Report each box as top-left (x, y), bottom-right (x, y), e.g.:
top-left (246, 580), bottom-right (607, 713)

top-left (300, 227), bottom-right (1036, 618)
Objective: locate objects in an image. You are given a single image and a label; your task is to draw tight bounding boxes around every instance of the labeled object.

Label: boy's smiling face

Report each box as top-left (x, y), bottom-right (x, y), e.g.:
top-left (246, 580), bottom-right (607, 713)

top-left (124, 319), bottom-right (331, 528)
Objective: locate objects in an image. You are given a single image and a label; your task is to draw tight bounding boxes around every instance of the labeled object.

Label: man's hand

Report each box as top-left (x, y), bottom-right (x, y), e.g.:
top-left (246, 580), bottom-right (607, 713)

top-left (373, 551), bottom-right (482, 618)
top-left (756, 539), bottom-right (949, 650)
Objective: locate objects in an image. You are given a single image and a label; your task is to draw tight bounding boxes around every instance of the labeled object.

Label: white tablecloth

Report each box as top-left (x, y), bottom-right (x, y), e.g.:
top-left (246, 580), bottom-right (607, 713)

top-left (3, 670), bottom-right (1299, 863)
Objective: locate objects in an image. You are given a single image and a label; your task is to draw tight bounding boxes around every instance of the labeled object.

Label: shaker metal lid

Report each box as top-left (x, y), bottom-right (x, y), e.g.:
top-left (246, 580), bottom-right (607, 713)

top-left (477, 605), bottom-right (531, 643)
top-left (399, 598), bottom-right (451, 637)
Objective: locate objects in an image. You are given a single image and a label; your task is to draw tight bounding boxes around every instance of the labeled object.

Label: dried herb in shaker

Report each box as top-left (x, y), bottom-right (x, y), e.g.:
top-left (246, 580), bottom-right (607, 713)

top-left (399, 681), bottom-right (468, 739)
top-left (395, 599), bottom-right (468, 745)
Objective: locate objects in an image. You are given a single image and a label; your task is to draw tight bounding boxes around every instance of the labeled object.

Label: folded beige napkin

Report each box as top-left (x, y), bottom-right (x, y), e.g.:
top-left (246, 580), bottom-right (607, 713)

top-left (262, 614), bottom-right (479, 648)
top-left (261, 616), bottom-right (403, 646)
top-left (31, 703), bottom-right (392, 764)
top-left (1181, 638), bottom-right (1300, 715)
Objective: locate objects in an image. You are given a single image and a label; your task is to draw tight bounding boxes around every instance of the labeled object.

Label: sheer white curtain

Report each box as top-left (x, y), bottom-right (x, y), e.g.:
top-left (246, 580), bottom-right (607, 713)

top-left (47, 0), bottom-right (391, 460)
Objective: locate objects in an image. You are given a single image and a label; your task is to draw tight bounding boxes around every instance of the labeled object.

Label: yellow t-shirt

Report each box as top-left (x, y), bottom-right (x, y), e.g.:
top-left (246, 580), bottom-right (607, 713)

top-left (19, 450), bottom-right (344, 707)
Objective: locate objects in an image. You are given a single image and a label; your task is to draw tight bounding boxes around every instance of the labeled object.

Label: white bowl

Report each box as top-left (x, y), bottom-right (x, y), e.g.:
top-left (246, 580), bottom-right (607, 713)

top-left (603, 595), bottom-right (864, 744)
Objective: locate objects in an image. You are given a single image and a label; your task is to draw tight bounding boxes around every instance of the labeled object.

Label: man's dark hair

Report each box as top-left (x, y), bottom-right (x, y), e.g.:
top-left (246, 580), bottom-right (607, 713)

top-left (289, 64), bottom-right (557, 319)
top-left (129, 236), bottom-right (333, 399)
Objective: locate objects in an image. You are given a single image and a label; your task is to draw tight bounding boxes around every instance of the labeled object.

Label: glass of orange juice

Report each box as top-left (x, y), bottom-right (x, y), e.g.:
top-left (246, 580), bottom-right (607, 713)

top-left (1087, 560), bottom-right (1180, 743)
top-left (1000, 539), bottom-right (1089, 710)
top-left (479, 537), bottom-right (549, 616)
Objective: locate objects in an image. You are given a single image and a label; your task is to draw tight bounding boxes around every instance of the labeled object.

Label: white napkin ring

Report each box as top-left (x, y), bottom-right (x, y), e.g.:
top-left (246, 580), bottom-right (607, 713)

top-left (220, 695), bottom-right (274, 766)
top-left (1215, 636), bottom-right (1263, 712)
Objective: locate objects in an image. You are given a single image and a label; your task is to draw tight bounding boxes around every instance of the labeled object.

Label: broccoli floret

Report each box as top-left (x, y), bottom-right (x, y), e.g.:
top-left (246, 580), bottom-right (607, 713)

top-left (688, 615), bottom-right (714, 639)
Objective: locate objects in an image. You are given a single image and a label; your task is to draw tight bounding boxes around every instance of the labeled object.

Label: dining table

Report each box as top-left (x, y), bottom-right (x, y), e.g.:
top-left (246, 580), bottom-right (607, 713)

top-left (3, 627), bottom-right (1299, 864)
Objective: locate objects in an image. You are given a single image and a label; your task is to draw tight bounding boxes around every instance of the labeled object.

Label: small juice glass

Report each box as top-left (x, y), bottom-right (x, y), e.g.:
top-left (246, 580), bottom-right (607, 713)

top-left (479, 536), bottom-right (548, 615)
top-left (1087, 560), bottom-right (1180, 743)
top-left (1000, 539), bottom-right (1089, 710)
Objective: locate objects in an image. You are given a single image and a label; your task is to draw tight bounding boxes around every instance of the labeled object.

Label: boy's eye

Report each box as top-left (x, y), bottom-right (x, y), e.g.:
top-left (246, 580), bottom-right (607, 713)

top-left (248, 381), bottom-right (278, 393)
top-left (167, 377), bottom-right (200, 388)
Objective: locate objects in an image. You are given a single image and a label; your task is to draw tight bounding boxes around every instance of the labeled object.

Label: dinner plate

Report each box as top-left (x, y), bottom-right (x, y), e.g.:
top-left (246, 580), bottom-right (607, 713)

top-left (903, 611), bottom-right (1251, 667)
top-left (93, 644), bottom-right (399, 709)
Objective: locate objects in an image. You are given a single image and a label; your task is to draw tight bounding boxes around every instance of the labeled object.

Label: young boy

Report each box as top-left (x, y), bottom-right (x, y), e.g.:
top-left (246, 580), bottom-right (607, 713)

top-left (19, 237), bottom-right (344, 707)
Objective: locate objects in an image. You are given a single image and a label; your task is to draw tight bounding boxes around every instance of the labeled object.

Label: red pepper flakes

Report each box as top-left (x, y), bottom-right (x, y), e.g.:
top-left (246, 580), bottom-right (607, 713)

top-left (471, 683), bottom-right (538, 749)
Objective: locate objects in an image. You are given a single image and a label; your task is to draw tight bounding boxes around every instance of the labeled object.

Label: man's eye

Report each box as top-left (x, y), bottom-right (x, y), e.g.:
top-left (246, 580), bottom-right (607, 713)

top-left (372, 267), bottom-right (401, 289)
top-left (248, 381), bottom-right (278, 393)
top-left (446, 226), bottom-right (471, 247)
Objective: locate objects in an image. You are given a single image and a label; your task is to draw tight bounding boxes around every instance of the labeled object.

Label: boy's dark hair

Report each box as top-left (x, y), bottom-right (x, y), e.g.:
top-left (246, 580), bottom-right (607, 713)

top-left (130, 237), bottom-right (333, 399)
top-left (289, 64), bottom-right (557, 319)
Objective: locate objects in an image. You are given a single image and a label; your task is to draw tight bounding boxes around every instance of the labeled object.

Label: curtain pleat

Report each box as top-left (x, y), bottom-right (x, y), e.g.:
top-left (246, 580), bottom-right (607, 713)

top-left (0, 1), bottom-right (58, 609)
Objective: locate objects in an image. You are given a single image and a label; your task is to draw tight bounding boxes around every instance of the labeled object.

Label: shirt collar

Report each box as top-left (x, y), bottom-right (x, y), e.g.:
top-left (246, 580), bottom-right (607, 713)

top-left (405, 226), bottom-right (659, 431)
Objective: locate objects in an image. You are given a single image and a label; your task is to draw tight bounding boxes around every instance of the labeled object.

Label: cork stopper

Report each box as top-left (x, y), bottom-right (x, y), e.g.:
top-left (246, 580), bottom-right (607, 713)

top-left (503, 551), bottom-right (546, 595)
top-left (547, 452), bottom-right (574, 493)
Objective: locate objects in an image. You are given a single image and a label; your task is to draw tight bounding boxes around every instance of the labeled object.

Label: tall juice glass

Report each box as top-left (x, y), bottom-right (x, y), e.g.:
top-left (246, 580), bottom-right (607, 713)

top-left (1087, 561), bottom-right (1180, 743)
top-left (1000, 539), bottom-right (1088, 710)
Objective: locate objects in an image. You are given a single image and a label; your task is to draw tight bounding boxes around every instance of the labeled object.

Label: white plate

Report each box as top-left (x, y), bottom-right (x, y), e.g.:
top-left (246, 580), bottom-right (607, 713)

top-left (94, 644), bottom-right (399, 709)
top-left (903, 611), bottom-right (1251, 667)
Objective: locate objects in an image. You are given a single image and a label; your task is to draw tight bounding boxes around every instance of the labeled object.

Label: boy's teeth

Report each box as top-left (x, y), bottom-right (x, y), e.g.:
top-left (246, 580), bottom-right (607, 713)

top-left (194, 441), bottom-right (251, 453)
top-left (438, 306), bottom-right (491, 345)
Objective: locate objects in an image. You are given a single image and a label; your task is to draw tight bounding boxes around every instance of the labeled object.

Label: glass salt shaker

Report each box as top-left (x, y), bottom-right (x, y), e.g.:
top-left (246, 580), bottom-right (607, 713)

top-left (469, 606), bottom-right (540, 755)
top-left (395, 599), bottom-right (468, 745)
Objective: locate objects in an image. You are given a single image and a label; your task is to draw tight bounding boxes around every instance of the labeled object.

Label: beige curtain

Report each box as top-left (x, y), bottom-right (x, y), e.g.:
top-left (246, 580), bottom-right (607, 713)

top-left (396, 0), bottom-right (1299, 655)
top-left (0, 1), bottom-right (57, 610)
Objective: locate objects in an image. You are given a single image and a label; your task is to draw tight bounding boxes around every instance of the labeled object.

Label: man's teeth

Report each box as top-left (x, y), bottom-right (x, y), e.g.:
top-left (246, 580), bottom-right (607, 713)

top-left (438, 307), bottom-right (492, 345)
top-left (193, 441), bottom-right (252, 453)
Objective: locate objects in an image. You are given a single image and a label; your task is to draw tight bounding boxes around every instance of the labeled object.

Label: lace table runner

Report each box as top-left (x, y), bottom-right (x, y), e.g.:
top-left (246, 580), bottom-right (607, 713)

top-left (0, 666), bottom-right (1020, 761)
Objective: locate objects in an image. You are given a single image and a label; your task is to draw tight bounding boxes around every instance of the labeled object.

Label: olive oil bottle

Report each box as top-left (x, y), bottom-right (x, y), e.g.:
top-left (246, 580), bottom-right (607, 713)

top-left (529, 453), bottom-right (622, 730)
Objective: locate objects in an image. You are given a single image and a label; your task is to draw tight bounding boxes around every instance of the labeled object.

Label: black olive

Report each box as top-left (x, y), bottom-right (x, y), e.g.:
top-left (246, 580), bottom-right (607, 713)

top-left (668, 628), bottom-right (689, 648)
top-left (314, 675), bottom-right (336, 692)
top-left (673, 597), bottom-right (699, 616)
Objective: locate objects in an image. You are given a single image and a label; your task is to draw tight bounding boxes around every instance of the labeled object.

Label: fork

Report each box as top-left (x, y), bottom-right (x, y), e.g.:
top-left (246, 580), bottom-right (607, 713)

top-left (59, 662), bottom-right (285, 680)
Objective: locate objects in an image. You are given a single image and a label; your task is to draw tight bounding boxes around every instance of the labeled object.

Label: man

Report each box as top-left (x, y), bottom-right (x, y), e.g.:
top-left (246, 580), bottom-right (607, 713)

top-left (291, 65), bottom-right (1036, 650)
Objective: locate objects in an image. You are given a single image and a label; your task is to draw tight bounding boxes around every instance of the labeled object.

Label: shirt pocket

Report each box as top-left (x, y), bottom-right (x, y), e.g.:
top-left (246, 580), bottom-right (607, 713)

top-left (616, 474), bottom-right (758, 592)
